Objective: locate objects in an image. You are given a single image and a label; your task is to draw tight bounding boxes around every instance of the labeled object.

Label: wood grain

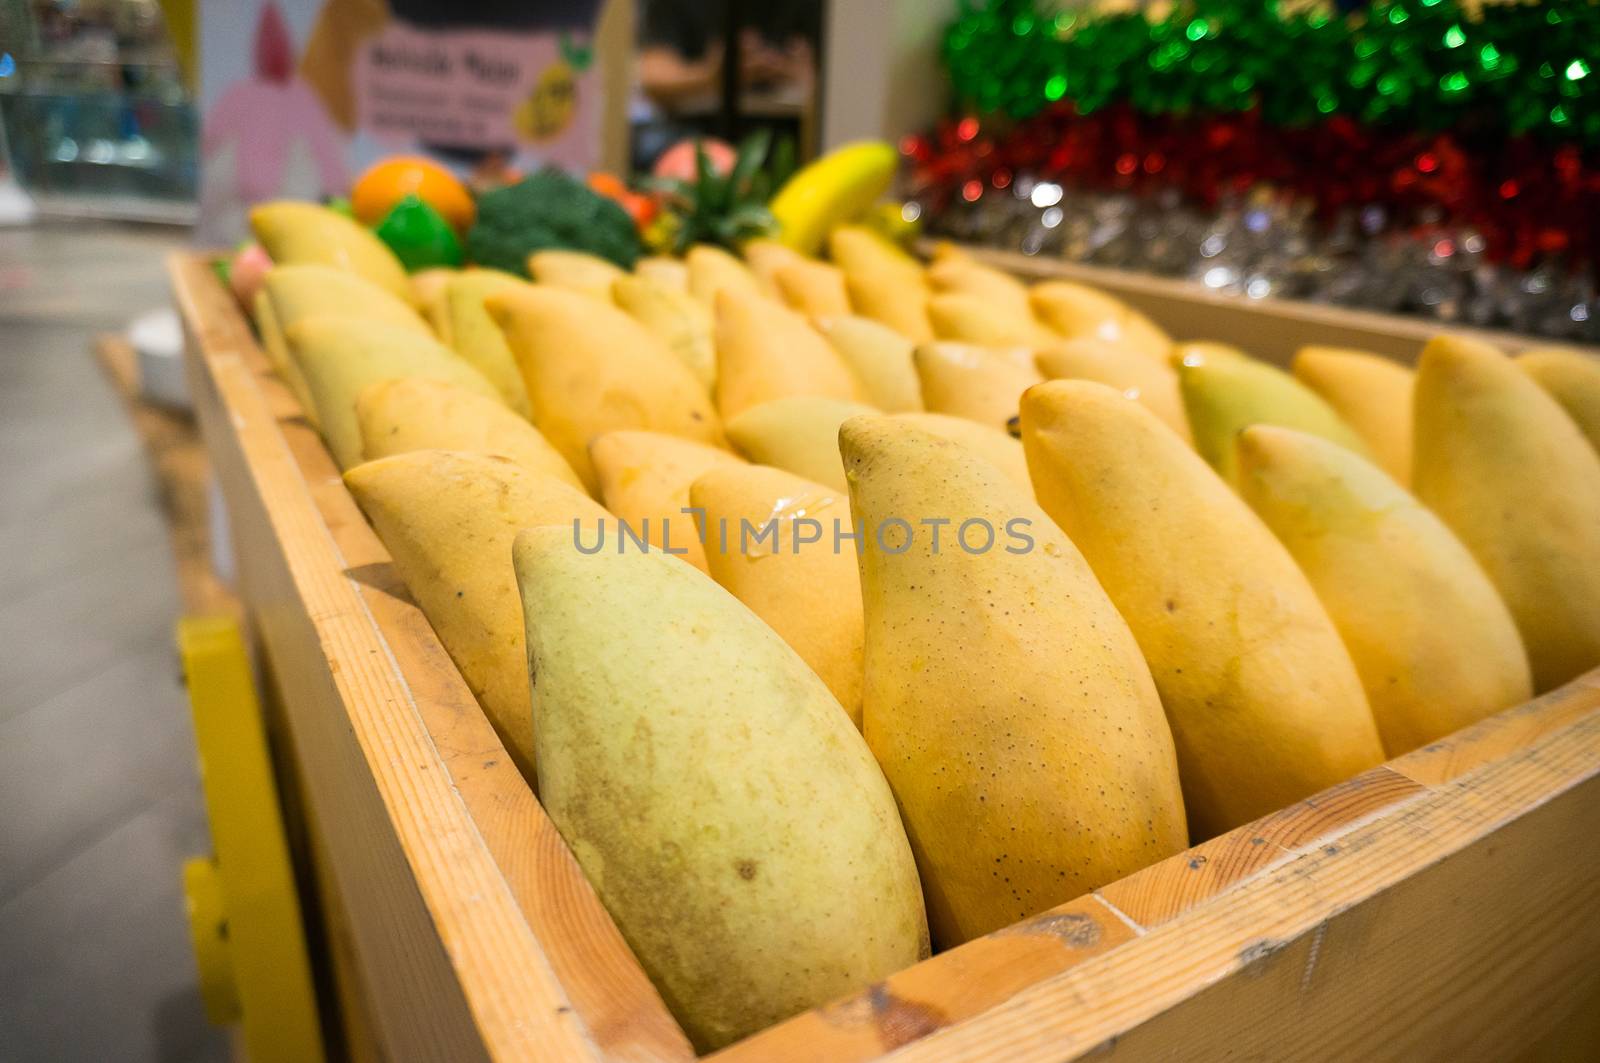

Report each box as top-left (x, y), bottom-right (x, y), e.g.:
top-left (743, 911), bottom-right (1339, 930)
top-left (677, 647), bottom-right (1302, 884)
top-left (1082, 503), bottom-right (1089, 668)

top-left (892, 704), bottom-right (1600, 1062)
top-left (717, 695), bottom-right (1598, 1063)
top-left (709, 894), bottom-right (1135, 1063)
top-left (170, 254), bottom-right (690, 1063)
top-left (1392, 670), bottom-right (1600, 788)
top-left (1095, 767), bottom-right (1425, 930)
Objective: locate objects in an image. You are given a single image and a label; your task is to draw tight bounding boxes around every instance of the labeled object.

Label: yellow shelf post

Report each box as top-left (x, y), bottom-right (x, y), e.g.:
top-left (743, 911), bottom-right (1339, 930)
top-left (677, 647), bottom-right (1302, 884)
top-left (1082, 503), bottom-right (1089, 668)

top-left (179, 615), bottom-right (325, 1063)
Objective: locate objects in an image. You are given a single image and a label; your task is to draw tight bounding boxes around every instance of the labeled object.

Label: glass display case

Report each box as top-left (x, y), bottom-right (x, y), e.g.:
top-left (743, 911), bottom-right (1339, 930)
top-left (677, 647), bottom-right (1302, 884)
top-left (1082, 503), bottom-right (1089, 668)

top-left (0, 0), bottom-right (196, 218)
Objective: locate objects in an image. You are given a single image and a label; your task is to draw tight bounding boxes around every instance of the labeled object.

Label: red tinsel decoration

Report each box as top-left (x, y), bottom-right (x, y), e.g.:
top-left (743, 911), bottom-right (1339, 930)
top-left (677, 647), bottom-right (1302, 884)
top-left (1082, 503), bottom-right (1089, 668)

top-left (904, 106), bottom-right (1600, 272)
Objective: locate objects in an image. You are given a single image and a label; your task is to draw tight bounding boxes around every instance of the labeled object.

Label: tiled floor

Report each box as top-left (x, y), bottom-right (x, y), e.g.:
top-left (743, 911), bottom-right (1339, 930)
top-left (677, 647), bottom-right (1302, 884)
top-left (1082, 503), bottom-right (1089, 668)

top-left (0, 222), bottom-right (230, 1062)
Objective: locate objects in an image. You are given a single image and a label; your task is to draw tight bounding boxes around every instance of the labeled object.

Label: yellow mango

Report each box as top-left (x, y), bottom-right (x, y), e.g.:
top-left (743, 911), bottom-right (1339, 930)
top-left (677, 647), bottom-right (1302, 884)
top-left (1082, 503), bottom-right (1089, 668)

top-left (891, 412), bottom-right (1033, 492)
top-left (713, 289), bottom-right (861, 418)
top-left (843, 271), bottom-right (935, 342)
top-left (528, 249), bottom-right (627, 300)
top-left (410, 268), bottom-right (457, 340)
top-left (828, 224), bottom-right (924, 286)
top-left (926, 291), bottom-right (1049, 347)
top-left (443, 270), bottom-right (533, 417)
top-left (250, 286), bottom-right (316, 425)
top-left (250, 200), bottom-right (410, 301)
top-left (1029, 281), bottom-right (1171, 363)
top-left (925, 256), bottom-right (1035, 324)
top-left (589, 430), bottom-right (744, 572)
top-left (1413, 335), bottom-right (1600, 691)
top-left (741, 238), bottom-right (809, 295)
top-left (344, 450), bottom-right (608, 779)
top-left (354, 377), bottom-right (584, 491)
top-left (1292, 346), bottom-right (1415, 485)
top-left (635, 255), bottom-right (689, 291)
top-left (1520, 347), bottom-right (1600, 454)
top-left (287, 316), bottom-right (502, 470)
top-left (612, 274), bottom-right (717, 390)
top-left (1236, 425), bottom-right (1531, 755)
top-left (1036, 337), bottom-right (1191, 442)
top-left (487, 285), bottom-right (724, 492)
top-left (693, 464), bottom-right (864, 725)
top-left (725, 396), bottom-right (879, 491)
top-left (1021, 380), bottom-right (1384, 837)
top-left (913, 342), bottom-right (1042, 430)
top-left (688, 243), bottom-right (761, 306)
top-left (842, 416), bottom-right (1186, 946)
top-left (774, 259), bottom-right (853, 318)
top-left (813, 314), bottom-right (924, 412)
top-left (260, 265), bottom-right (432, 422)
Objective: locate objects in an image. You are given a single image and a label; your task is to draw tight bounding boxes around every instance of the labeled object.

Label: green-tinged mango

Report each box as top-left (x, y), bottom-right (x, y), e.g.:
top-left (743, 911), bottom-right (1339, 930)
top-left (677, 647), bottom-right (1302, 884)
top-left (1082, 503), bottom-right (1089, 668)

top-left (513, 526), bottom-right (928, 1050)
top-left (1178, 352), bottom-right (1372, 483)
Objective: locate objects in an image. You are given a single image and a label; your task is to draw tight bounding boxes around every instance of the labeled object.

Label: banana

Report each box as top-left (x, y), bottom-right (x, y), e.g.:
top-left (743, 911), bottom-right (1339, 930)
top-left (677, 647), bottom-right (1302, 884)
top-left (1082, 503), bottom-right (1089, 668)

top-left (769, 141), bottom-right (898, 256)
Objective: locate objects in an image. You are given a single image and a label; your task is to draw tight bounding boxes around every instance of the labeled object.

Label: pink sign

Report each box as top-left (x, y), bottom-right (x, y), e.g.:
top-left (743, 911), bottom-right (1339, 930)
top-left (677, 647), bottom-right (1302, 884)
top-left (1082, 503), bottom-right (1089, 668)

top-left (198, 1), bottom-right (610, 243)
top-left (355, 22), bottom-right (599, 166)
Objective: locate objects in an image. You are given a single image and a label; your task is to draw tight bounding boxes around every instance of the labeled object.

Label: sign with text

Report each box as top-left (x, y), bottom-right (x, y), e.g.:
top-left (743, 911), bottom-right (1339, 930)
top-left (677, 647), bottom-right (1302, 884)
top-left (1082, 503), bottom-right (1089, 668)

top-left (198, 0), bottom-right (605, 243)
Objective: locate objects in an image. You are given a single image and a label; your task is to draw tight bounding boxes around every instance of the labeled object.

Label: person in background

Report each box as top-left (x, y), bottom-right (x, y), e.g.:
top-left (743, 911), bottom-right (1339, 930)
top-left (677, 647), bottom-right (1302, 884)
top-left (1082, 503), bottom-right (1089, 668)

top-left (633, 0), bottom-right (819, 170)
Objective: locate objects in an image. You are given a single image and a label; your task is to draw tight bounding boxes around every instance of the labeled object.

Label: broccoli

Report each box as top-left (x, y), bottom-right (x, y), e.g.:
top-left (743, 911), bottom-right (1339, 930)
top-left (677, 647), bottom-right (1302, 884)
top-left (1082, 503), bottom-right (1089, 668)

top-left (466, 167), bottom-right (642, 275)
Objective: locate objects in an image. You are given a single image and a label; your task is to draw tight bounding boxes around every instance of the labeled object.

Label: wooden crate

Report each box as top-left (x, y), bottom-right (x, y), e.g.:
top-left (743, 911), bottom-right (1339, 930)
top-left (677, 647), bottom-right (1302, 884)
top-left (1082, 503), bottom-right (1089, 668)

top-left (170, 251), bottom-right (1600, 1063)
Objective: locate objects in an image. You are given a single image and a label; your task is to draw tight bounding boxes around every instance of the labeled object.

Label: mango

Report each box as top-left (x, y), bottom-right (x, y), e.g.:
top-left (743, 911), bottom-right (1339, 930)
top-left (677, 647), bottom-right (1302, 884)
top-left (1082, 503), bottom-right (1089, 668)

top-left (842, 416), bottom-right (1186, 945)
top-left (487, 285), bottom-right (724, 492)
top-left (1236, 425), bottom-right (1531, 755)
top-left (1413, 336), bottom-right (1600, 691)
top-left (514, 526), bottom-right (927, 1049)
top-left (1021, 381), bottom-right (1384, 837)
top-left (344, 450), bottom-right (607, 779)
top-left (1292, 346), bottom-right (1415, 485)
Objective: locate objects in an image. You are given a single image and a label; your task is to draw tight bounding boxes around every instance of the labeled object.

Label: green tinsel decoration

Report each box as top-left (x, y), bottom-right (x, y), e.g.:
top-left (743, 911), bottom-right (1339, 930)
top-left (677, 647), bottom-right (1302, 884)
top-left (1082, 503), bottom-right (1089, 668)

top-left (944, 0), bottom-right (1600, 146)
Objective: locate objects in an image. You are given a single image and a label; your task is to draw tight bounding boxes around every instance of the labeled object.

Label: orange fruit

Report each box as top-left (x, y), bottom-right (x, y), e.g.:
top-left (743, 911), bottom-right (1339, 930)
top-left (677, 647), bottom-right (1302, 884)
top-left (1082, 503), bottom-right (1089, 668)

top-left (351, 156), bottom-right (476, 232)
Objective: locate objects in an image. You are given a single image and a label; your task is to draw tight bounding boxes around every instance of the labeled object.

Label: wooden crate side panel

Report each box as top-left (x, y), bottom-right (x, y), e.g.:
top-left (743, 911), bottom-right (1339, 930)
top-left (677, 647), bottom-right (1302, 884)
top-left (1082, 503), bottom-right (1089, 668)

top-left (714, 690), bottom-right (1600, 1063)
top-left (880, 705), bottom-right (1600, 1062)
top-left (712, 765), bottom-right (1431, 1063)
top-left (1392, 671), bottom-right (1600, 788)
top-left (172, 255), bottom-right (605, 1063)
top-left (1096, 766), bottom-right (1429, 931)
top-left (181, 326), bottom-right (485, 1061)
